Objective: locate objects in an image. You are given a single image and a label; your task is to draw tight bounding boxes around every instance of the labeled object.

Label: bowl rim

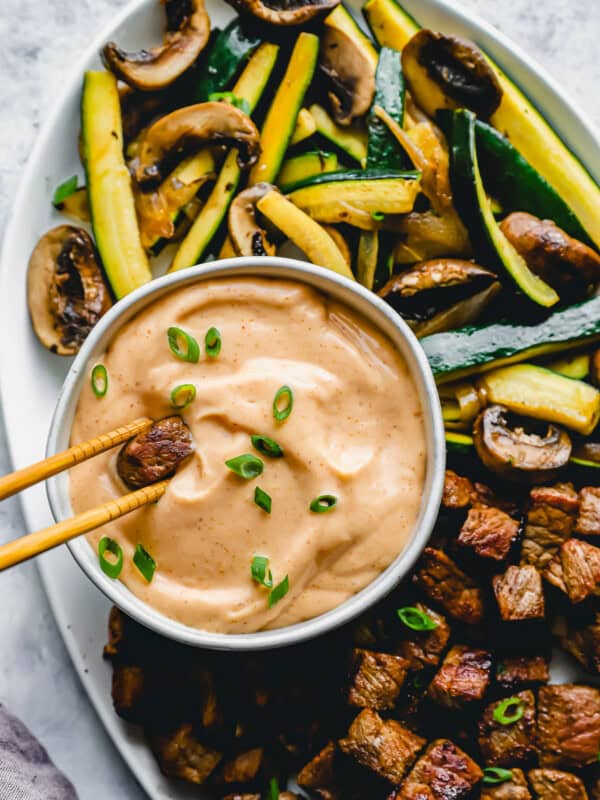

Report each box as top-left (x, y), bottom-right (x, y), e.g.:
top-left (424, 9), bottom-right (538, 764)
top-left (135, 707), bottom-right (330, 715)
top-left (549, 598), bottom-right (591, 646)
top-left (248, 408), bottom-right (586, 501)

top-left (45, 256), bottom-right (445, 650)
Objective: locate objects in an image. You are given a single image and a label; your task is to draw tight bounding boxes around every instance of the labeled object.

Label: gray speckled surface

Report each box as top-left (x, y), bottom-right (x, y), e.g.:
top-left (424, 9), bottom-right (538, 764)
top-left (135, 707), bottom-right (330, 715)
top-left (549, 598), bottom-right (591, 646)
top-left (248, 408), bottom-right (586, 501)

top-left (0, 1), bottom-right (599, 797)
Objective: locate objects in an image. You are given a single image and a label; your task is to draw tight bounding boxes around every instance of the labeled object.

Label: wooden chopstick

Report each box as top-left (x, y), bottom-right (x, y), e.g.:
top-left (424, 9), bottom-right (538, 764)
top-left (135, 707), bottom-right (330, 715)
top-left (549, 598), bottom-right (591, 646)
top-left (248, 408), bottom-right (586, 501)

top-left (0, 480), bottom-right (168, 571)
top-left (0, 417), bottom-right (153, 502)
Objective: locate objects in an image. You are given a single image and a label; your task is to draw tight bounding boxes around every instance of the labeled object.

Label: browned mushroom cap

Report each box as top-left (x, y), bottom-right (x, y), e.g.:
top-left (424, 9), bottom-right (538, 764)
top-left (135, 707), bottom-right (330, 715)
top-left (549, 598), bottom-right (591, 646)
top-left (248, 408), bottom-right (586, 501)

top-left (499, 212), bottom-right (600, 301)
top-left (117, 416), bottom-right (194, 490)
top-left (134, 102), bottom-right (261, 189)
top-left (228, 183), bottom-right (278, 257)
top-left (224, 0), bottom-right (339, 25)
top-left (119, 84), bottom-right (172, 144)
top-left (473, 405), bottom-right (572, 482)
top-left (402, 29), bottom-right (502, 120)
top-left (27, 226), bottom-right (112, 356)
top-left (103, 0), bottom-right (210, 91)
top-left (320, 27), bottom-right (375, 126)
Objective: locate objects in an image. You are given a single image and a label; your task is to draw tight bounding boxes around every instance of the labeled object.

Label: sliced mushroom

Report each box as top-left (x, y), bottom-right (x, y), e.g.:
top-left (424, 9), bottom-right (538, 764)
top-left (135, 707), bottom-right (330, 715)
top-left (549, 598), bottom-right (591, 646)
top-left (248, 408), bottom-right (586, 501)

top-left (103, 0), bottom-right (210, 91)
top-left (119, 84), bottom-right (173, 144)
top-left (500, 212), bottom-right (600, 301)
top-left (224, 0), bottom-right (339, 25)
top-left (117, 416), bottom-right (194, 490)
top-left (473, 404), bottom-right (572, 482)
top-left (320, 27), bottom-right (375, 126)
top-left (402, 29), bottom-right (502, 120)
top-left (228, 183), bottom-right (278, 257)
top-left (27, 226), bottom-right (112, 356)
top-left (134, 102), bottom-right (260, 189)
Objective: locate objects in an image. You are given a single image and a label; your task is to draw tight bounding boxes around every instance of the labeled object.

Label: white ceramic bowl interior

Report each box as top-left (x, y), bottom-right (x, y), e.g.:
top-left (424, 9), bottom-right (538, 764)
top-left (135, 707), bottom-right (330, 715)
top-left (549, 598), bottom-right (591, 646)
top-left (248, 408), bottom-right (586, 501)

top-left (46, 257), bottom-right (445, 650)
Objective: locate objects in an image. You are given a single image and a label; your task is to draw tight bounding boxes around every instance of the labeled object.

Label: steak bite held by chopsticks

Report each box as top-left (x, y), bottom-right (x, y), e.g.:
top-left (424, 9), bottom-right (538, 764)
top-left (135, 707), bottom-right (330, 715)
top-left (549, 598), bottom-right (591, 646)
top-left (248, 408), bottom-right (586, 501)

top-left (117, 416), bottom-right (194, 490)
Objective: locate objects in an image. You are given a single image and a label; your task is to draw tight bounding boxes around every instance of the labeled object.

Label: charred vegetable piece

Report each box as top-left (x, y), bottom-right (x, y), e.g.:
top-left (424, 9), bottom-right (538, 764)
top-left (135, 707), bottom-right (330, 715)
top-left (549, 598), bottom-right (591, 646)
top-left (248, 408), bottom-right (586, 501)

top-left (27, 226), bottom-right (111, 356)
top-left (320, 25), bottom-right (375, 126)
top-left (224, 0), bottom-right (340, 25)
top-left (117, 416), bottom-right (194, 489)
top-left (103, 0), bottom-right (210, 91)
top-left (228, 182), bottom-right (277, 257)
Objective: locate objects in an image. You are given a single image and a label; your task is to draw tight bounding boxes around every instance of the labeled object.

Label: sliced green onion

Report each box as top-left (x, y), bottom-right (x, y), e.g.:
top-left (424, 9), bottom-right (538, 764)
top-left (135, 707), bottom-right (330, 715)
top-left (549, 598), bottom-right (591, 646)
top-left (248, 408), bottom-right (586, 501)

top-left (98, 536), bottom-right (123, 579)
top-left (371, 210), bottom-right (385, 221)
top-left (254, 486), bottom-right (272, 514)
top-left (493, 696), bottom-right (524, 726)
top-left (208, 91), bottom-right (251, 115)
top-left (167, 326), bottom-right (200, 363)
top-left (251, 434), bottom-right (284, 458)
top-left (53, 174), bottom-right (78, 206)
top-left (205, 326), bottom-right (222, 358)
top-left (226, 453), bottom-right (264, 479)
top-left (170, 383), bottom-right (196, 409)
top-left (133, 544), bottom-right (156, 583)
top-left (268, 575), bottom-right (289, 608)
top-left (273, 385), bottom-right (293, 422)
top-left (251, 555), bottom-right (273, 588)
top-left (268, 777), bottom-right (280, 800)
top-left (482, 767), bottom-right (513, 785)
top-left (309, 494), bottom-right (338, 513)
top-left (397, 606), bottom-right (439, 631)
top-left (91, 364), bottom-right (108, 398)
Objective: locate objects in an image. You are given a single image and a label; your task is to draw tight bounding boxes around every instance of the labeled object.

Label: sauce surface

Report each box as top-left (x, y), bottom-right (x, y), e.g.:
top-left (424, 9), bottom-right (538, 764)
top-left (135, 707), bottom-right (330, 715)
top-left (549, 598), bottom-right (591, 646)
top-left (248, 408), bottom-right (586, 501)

top-left (70, 277), bottom-right (426, 633)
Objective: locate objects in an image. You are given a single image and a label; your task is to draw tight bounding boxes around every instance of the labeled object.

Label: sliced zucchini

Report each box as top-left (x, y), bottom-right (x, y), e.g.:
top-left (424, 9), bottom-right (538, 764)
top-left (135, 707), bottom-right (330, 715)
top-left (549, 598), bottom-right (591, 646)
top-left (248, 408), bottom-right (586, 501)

top-left (249, 33), bottom-right (319, 185)
top-left (324, 5), bottom-right (378, 70)
top-left (290, 108), bottom-right (317, 146)
top-left (422, 294), bottom-right (600, 383)
top-left (309, 104), bottom-right (368, 165)
top-left (277, 151), bottom-right (338, 190)
top-left (219, 237), bottom-right (237, 258)
top-left (367, 47), bottom-right (409, 170)
top-left (195, 20), bottom-right (262, 101)
top-left (547, 353), bottom-right (590, 380)
top-left (478, 364), bottom-right (600, 435)
top-left (449, 109), bottom-right (558, 307)
top-left (256, 190), bottom-right (354, 280)
top-left (356, 230), bottom-right (379, 289)
top-left (81, 71), bottom-right (150, 298)
top-left (445, 430), bottom-right (476, 456)
top-left (362, 0), bottom-right (417, 50)
top-left (169, 43), bottom-right (279, 271)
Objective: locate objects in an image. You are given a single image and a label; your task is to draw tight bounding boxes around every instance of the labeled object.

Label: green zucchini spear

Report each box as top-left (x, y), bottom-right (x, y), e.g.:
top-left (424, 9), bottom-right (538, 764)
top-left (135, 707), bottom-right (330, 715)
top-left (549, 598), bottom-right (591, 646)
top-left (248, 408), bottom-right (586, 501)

top-left (195, 19), bottom-right (262, 101)
top-left (367, 47), bottom-right (409, 170)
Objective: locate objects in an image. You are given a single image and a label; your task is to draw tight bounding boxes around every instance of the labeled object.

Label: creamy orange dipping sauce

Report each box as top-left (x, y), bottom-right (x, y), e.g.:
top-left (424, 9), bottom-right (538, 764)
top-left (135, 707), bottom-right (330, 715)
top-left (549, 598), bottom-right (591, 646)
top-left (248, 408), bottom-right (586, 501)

top-left (70, 277), bottom-right (426, 633)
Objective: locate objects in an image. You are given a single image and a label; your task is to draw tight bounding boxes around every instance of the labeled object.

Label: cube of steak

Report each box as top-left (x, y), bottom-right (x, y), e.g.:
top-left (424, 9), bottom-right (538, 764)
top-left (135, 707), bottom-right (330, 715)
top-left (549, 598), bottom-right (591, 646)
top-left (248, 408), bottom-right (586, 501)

top-left (413, 548), bottom-right (484, 624)
top-left (152, 723), bottom-right (222, 784)
top-left (590, 776), bottom-right (600, 800)
top-left (396, 738), bottom-right (483, 799)
top-left (348, 649), bottom-right (409, 710)
top-left (575, 486), bottom-right (600, 536)
top-left (520, 483), bottom-right (578, 570)
top-left (544, 539), bottom-right (600, 603)
top-left (297, 741), bottom-right (337, 791)
top-left (559, 611), bottom-right (600, 674)
top-left (221, 748), bottom-right (263, 784)
top-left (104, 606), bottom-right (126, 660)
top-left (457, 506), bottom-right (519, 561)
top-left (478, 690), bottom-right (537, 766)
top-left (396, 603), bottom-right (451, 671)
top-left (442, 470), bottom-right (475, 509)
top-left (537, 684), bottom-right (600, 767)
top-left (339, 709), bottom-right (425, 784)
top-left (493, 565), bottom-right (545, 621)
top-left (428, 645), bottom-right (492, 709)
top-left (528, 769), bottom-right (589, 800)
top-left (480, 768), bottom-right (531, 799)
top-left (495, 655), bottom-right (549, 691)
top-left (112, 664), bottom-right (145, 722)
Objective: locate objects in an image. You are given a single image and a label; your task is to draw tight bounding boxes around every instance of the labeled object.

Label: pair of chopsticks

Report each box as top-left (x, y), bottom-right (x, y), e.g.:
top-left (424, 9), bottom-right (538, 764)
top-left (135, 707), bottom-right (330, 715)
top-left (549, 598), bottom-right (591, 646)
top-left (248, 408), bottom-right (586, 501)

top-left (0, 418), bottom-right (166, 571)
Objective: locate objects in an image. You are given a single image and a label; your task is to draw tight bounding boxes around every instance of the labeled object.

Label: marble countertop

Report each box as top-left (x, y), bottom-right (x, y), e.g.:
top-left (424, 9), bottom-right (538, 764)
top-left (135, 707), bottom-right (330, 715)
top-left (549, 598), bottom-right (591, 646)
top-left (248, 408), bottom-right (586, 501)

top-left (0, 0), bottom-right (599, 797)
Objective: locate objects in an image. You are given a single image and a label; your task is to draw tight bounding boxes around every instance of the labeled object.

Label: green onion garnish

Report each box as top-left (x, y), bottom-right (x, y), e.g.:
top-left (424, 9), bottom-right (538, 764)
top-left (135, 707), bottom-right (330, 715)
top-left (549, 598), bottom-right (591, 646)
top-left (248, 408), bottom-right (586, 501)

top-left (53, 174), bottom-right (78, 206)
top-left (493, 696), bottom-right (524, 726)
top-left (98, 536), bottom-right (123, 579)
top-left (268, 575), bottom-right (289, 608)
top-left (91, 364), bottom-right (108, 398)
top-left (273, 385), bottom-right (293, 422)
top-left (205, 326), bottom-right (222, 358)
top-left (167, 326), bottom-right (200, 363)
top-left (208, 91), bottom-right (251, 115)
top-left (254, 486), bottom-right (272, 514)
top-left (309, 494), bottom-right (338, 513)
top-left (170, 383), bottom-right (196, 409)
top-left (226, 453), bottom-right (264, 479)
top-left (482, 767), bottom-right (513, 785)
top-left (133, 544), bottom-right (156, 583)
top-left (371, 210), bottom-right (385, 221)
top-left (251, 434), bottom-right (284, 458)
top-left (397, 606), bottom-right (439, 631)
top-left (251, 555), bottom-right (273, 588)
top-left (268, 777), bottom-right (280, 800)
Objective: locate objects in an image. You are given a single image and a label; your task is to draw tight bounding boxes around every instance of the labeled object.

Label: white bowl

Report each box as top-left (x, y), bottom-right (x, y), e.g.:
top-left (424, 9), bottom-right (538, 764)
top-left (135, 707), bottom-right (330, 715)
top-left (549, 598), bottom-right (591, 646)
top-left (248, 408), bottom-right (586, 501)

top-left (45, 256), bottom-right (445, 650)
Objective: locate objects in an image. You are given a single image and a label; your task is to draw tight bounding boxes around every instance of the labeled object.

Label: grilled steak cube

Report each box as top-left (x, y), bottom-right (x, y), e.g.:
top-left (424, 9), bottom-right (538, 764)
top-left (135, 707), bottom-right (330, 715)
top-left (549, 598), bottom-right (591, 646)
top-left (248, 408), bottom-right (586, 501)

top-left (457, 506), bottom-right (518, 561)
top-left (544, 538), bottom-right (600, 603)
top-left (480, 768), bottom-right (531, 799)
top-left (559, 611), bottom-right (600, 674)
top-left (478, 690), bottom-right (537, 766)
top-left (575, 486), bottom-right (600, 536)
top-left (428, 645), bottom-right (492, 709)
top-left (528, 768), bottom-right (589, 800)
top-left (537, 684), bottom-right (600, 767)
top-left (413, 548), bottom-right (484, 624)
top-left (152, 723), bottom-right (222, 784)
top-left (442, 470), bottom-right (475, 509)
top-left (297, 741), bottom-right (337, 792)
top-left (112, 664), bottom-right (145, 722)
top-left (339, 709), bottom-right (425, 784)
top-left (396, 603), bottom-right (451, 671)
top-left (221, 748), bottom-right (263, 784)
top-left (493, 565), bottom-right (545, 621)
top-left (495, 655), bottom-right (549, 690)
top-left (396, 738), bottom-right (483, 799)
top-left (348, 649), bottom-right (409, 710)
top-left (590, 776), bottom-right (600, 800)
top-left (520, 483), bottom-right (579, 570)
